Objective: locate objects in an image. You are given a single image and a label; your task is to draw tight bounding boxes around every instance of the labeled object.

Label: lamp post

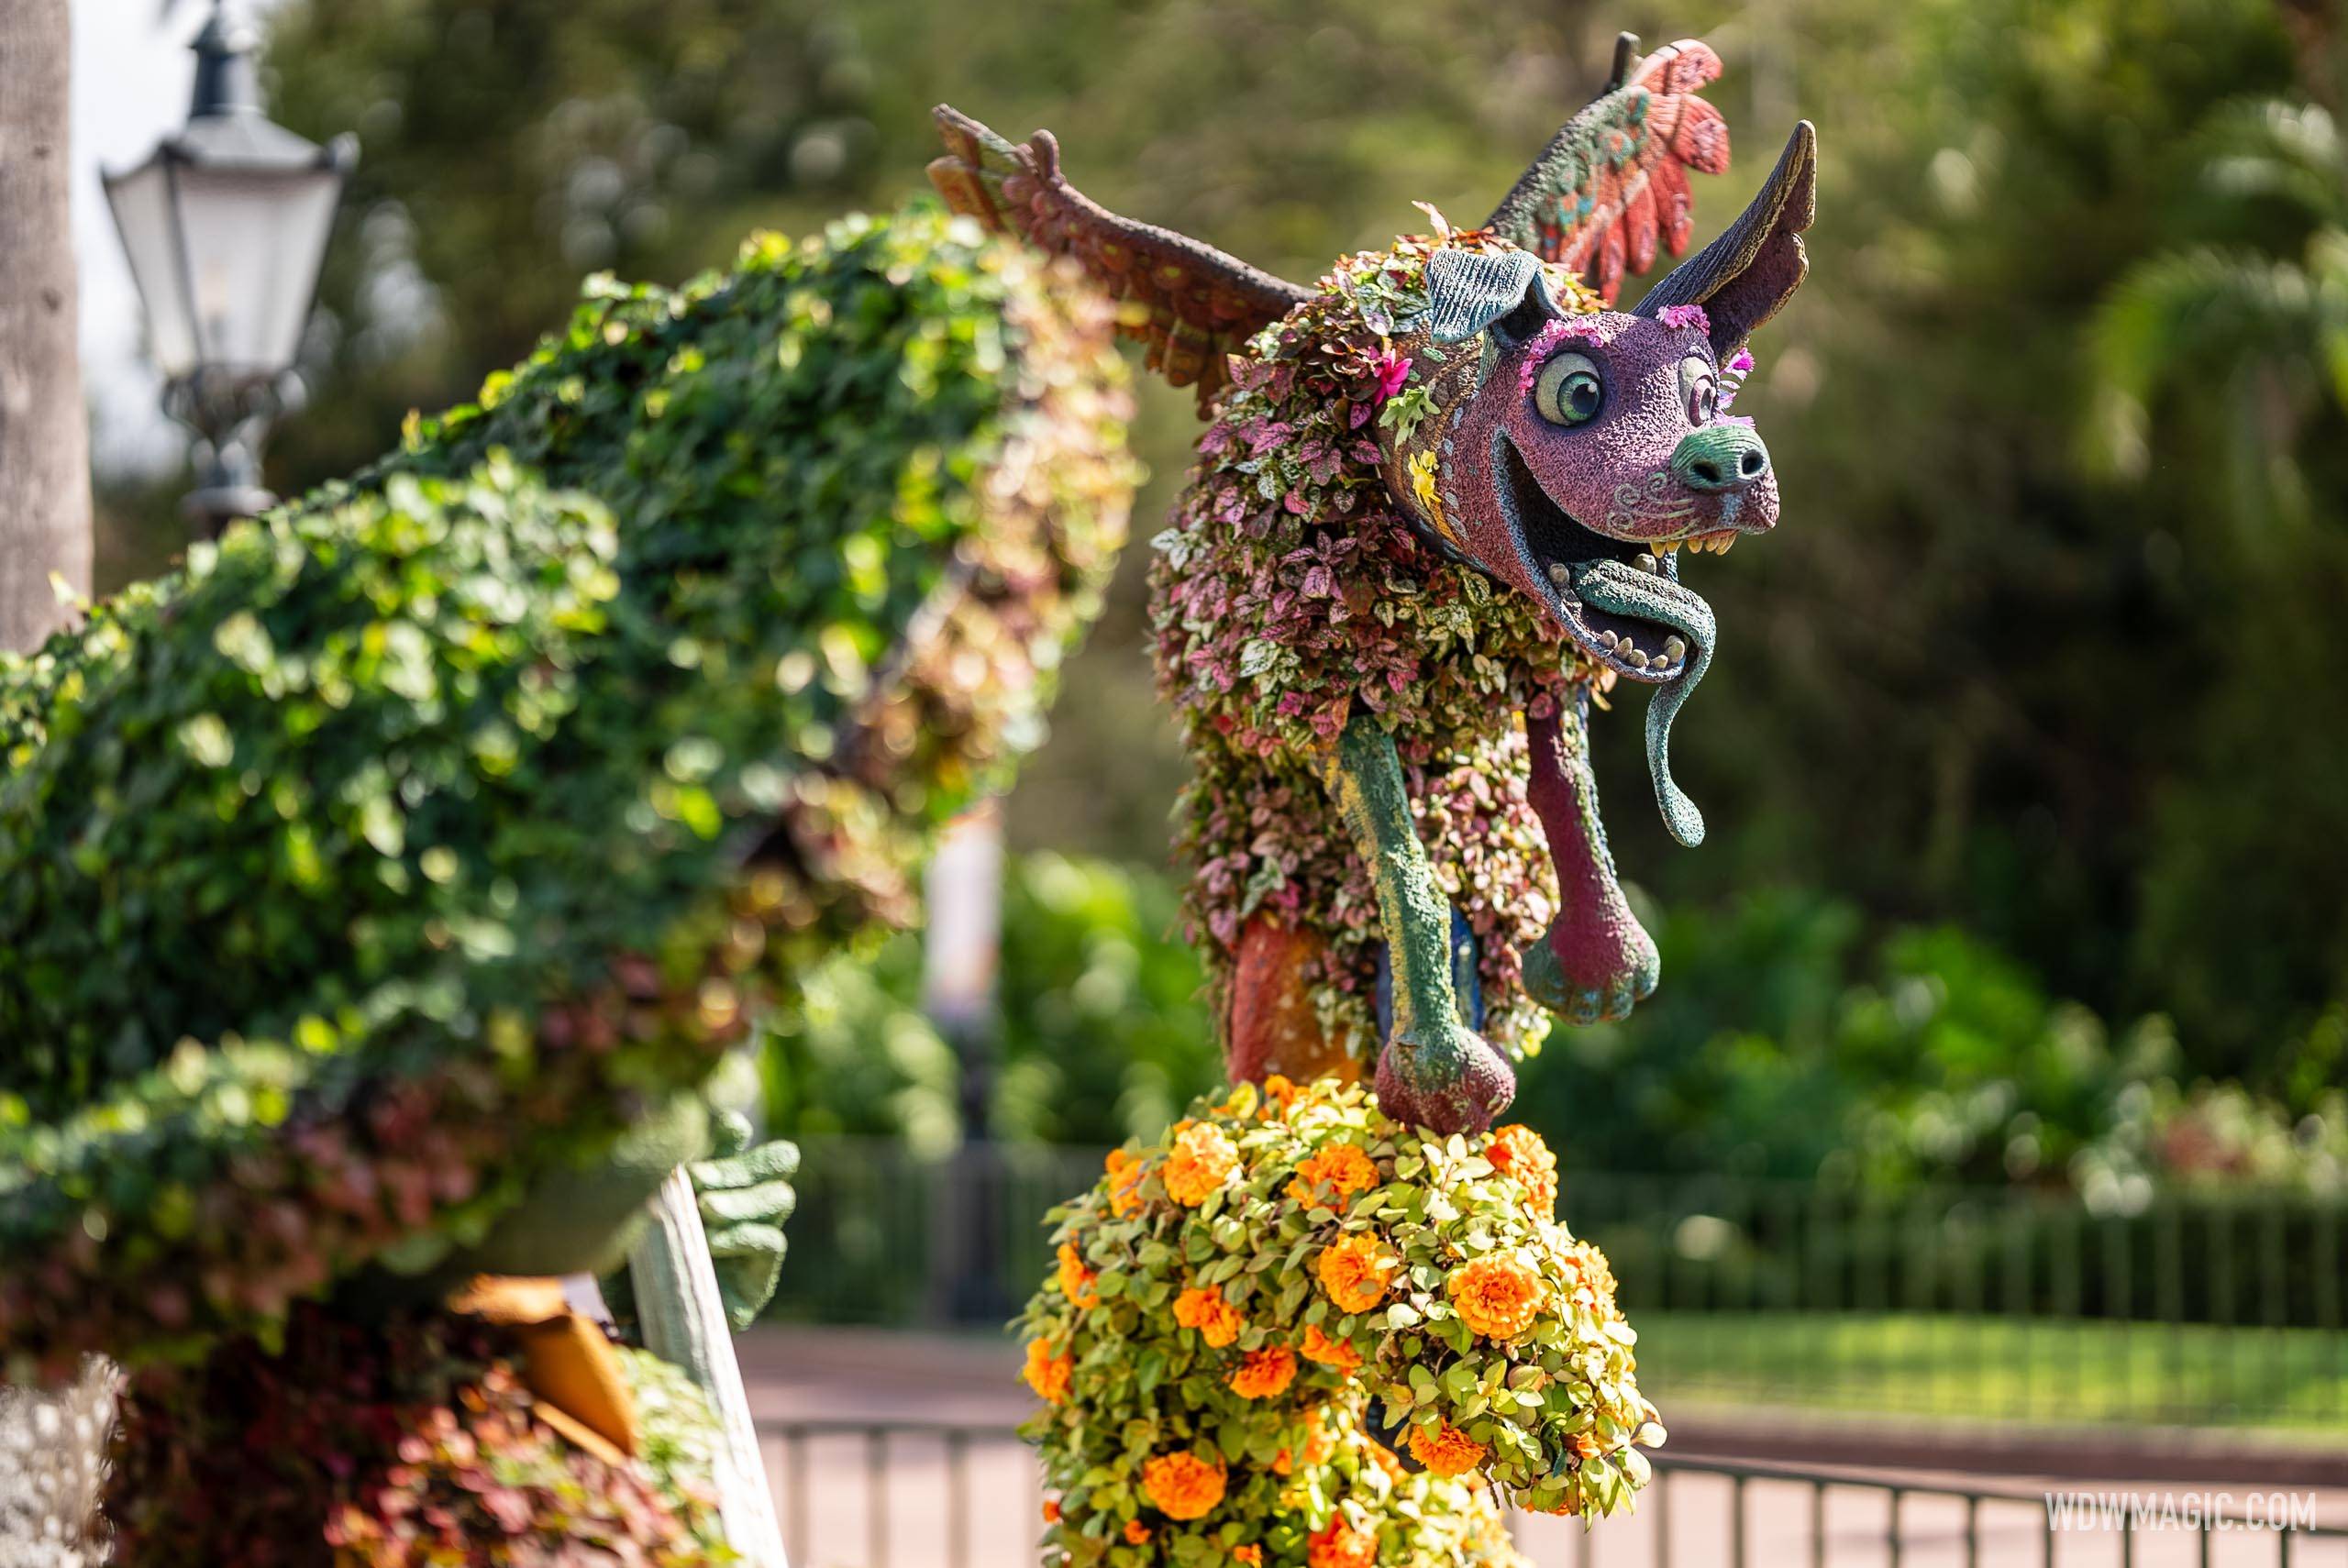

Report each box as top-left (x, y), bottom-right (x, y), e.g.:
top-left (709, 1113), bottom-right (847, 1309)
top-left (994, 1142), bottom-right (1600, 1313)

top-left (102, 0), bottom-right (354, 539)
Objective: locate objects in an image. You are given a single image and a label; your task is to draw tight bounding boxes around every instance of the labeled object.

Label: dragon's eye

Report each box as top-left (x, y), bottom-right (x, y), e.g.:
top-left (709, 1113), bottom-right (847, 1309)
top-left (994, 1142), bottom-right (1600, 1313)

top-left (1532, 352), bottom-right (1604, 426)
top-left (1678, 354), bottom-right (1719, 425)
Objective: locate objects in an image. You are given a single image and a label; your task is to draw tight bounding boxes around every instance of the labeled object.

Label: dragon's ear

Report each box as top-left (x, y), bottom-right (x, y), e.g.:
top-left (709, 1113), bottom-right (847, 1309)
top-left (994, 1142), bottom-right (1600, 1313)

top-left (1421, 248), bottom-right (1567, 345)
top-left (1635, 120), bottom-right (1815, 358)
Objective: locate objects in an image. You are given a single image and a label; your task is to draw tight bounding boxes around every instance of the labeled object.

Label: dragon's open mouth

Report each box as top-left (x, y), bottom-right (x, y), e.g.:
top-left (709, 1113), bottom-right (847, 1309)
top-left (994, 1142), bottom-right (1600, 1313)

top-left (1497, 431), bottom-right (1707, 685)
top-left (1495, 429), bottom-right (1720, 849)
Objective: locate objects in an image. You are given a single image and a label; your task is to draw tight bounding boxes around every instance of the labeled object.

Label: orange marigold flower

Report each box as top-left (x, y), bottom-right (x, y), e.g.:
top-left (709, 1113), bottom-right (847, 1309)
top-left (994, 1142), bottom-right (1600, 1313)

top-left (1226, 1345), bottom-right (1297, 1399)
top-left (1366, 1441), bottom-right (1407, 1480)
top-left (1446, 1252), bottom-right (1545, 1340)
top-left (1104, 1148), bottom-right (1147, 1216)
top-left (1042, 1498), bottom-right (1062, 1524)
top-left (1306, 1515), bottom-right (1377, 1568)
top-left (1485, 1124), bottom-right (1558, 1215)
top-left (1316, 1233), bottom-right (1399, 1315)
top-left (1141, 1451), bottom-right (1228, 1520)
top-left (1406, 1418), bottom-right (1490, 1478)
top-left (1022, 1338), bottom-right (1073, 1404)
top-left (1173, 1286), bottom-right (1244, 1348)
top-left (1056, 1241), bottom-right (1099, 1309)
top-left (1286, 1143), bottom-right (1379, 1208)
top-left (1162, 1121), bottom-right (1239, 1206)
top-left (1298, 1322), bottom-right (1361, 1373)
top-left (1260, 1075), bottom-right (1300, 1115)
top-left (1124, 1518), bottom-right (1154, 1545)
top-left (1233, 1547), bottom-right (1264, 1566)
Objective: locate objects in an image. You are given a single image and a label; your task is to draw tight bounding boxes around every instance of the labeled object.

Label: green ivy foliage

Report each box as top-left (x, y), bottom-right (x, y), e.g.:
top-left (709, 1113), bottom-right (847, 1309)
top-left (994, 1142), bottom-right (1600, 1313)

top-left (0, 204), bottom-right (1135, 1375)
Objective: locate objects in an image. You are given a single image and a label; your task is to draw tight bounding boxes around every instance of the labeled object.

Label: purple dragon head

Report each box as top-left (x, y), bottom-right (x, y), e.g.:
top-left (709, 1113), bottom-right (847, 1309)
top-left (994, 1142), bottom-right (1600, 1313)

top-left (1381, 120), bottom-right (1816, 847)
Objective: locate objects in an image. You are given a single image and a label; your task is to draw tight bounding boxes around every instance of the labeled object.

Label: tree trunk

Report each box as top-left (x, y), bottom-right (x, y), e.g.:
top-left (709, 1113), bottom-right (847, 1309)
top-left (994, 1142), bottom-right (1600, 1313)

top-left (0, 0), bottom-right (93, 651)
top-left (0, 5), bottom-right (106, 1563)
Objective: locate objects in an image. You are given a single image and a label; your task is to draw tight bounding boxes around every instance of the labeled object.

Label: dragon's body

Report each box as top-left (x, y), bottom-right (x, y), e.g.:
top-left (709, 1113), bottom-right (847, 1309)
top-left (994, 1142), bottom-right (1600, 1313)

top-left (938, 34), bottom-right (1816, 1134)
top-left (1148, 235), bottom-right (1589, 1074)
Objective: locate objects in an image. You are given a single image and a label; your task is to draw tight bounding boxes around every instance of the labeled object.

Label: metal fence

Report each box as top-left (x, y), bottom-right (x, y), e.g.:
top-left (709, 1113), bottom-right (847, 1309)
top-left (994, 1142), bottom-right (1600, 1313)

top-left (768, 1138), bottom-right (2348, 1430)
top-left (757, 1419), bottom-right (2348, 1568)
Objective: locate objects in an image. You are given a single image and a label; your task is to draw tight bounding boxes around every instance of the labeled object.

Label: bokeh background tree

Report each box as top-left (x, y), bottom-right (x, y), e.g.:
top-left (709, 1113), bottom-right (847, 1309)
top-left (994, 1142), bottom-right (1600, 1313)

top-left (87, 0), bottom-right (2348, 1191)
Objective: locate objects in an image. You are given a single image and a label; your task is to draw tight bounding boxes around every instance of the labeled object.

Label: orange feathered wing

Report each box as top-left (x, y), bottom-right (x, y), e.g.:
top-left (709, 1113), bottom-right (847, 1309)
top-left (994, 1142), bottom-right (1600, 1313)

top-left (1483, 38), bottom-right (1732, 304)
top-left (929, 106), bottom-right (1312, 406)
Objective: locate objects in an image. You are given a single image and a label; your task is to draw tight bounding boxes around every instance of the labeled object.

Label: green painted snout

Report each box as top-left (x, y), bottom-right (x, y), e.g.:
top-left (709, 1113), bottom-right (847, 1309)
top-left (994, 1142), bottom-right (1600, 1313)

top-left (1669, 425), bottom-right (1771, 491)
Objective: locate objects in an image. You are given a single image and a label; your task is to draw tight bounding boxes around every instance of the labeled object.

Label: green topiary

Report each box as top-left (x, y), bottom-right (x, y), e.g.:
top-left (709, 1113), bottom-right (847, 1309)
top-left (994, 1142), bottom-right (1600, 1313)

top-left (0, 204), bottom-right (1135, 1377)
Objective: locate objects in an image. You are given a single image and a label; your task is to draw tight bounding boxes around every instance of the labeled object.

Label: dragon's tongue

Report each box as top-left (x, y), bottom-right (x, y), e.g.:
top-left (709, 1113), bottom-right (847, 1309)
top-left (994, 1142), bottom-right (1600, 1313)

top-left (1571, 559), bottom-right (1717, 848)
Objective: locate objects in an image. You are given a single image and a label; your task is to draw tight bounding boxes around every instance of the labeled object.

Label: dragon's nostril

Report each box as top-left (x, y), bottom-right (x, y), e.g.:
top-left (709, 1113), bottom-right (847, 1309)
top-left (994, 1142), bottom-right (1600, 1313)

top-left (1690, 459), bottom-right (1723, 486)
top-left (1739, 447), bottom-right (1767, 479)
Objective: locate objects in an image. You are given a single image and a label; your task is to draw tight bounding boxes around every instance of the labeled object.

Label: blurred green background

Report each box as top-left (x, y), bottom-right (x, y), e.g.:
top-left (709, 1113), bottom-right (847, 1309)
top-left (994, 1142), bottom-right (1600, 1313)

top-left (96, 0), bottom-right (2348, 1203)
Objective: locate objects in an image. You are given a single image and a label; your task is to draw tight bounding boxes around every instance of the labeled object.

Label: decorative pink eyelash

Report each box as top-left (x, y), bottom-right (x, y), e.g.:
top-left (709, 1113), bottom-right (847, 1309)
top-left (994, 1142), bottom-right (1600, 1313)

top-left (1518, 317), bottom-right (1605, 390)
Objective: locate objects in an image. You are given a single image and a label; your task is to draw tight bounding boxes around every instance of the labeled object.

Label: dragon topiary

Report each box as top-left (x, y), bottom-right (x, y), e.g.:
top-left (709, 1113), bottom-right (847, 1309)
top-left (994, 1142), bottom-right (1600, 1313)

top-left (934, 32), bottom-right (1815, 1137)
top-left (0, 205), bottom-right (1136, 1562)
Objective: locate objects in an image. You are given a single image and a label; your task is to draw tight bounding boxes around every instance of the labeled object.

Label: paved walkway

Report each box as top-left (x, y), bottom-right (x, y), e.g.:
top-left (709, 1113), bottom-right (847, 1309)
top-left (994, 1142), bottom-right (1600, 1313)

top-left (737, 1326), bottom-right (2348, 1568)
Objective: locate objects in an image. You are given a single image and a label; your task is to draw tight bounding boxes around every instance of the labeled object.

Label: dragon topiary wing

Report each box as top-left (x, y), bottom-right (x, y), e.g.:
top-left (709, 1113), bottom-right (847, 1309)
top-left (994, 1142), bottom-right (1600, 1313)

top-left (930, 105), bottom-right (1312, 407)
top-left (1481, 34), bottom-right (1732, 304)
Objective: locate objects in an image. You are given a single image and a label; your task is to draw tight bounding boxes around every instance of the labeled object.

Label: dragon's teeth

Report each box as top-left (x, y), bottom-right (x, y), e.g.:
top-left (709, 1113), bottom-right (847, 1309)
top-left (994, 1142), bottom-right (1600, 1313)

top-left (1664, 635), bottom-right (1687, 661)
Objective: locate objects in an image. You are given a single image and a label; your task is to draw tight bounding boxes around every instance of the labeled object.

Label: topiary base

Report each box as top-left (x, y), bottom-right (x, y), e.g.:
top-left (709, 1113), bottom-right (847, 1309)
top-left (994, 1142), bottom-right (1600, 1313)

top-left (1017, 1076), bottom-right (1663, 1565)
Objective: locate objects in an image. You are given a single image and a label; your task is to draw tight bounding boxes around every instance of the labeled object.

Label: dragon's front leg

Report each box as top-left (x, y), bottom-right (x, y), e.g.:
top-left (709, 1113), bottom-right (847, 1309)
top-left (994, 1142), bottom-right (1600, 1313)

top-left (1519, 691), bottom-right (1660, 1024)
top-left (1318, 713), bottom-right (1515, 1133)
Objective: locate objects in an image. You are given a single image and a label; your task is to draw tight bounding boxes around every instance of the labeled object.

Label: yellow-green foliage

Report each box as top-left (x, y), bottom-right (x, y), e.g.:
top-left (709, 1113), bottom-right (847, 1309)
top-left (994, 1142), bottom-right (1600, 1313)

top-left (1018, 1077), bottom-right (1660, 1565)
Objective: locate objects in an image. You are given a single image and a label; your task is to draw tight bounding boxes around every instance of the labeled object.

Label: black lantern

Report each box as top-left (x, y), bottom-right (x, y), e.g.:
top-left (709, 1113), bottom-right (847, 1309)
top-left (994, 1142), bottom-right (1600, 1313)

top-left (102, 1), bottom-right (355, 537)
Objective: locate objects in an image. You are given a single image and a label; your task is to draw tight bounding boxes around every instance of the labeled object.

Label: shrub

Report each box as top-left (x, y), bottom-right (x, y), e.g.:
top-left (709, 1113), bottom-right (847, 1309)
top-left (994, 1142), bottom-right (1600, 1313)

top-left (105, 1302), bottom-right (732, 1567)
top-left (0, 204), bottom-right (1135, 1375)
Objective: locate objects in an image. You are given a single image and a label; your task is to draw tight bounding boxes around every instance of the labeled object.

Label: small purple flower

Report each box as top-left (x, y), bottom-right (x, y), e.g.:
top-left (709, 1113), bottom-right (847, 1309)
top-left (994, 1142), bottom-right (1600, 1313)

top-left (1372, 351), bottom-right (1413, 403)
top-left (1717, 346), bottom-right (1755, 413)
top-left (1658, 304), bottom-right (1711, 333)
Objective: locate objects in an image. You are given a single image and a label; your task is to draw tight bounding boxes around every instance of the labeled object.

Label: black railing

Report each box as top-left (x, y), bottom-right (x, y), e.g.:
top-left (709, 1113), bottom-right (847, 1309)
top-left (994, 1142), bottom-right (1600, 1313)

top-left (770, 1138), bottom-right (2348, 1430)
top-left (756, 1419), bottom-right (2348, 1568)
